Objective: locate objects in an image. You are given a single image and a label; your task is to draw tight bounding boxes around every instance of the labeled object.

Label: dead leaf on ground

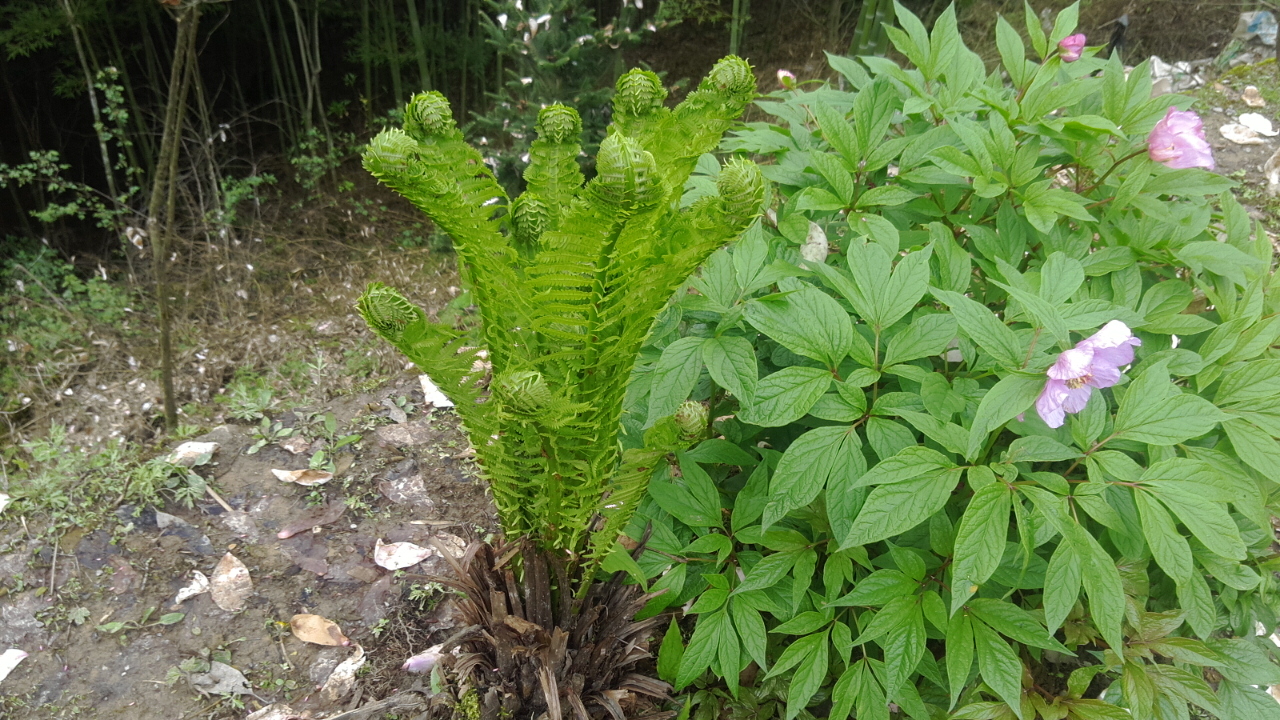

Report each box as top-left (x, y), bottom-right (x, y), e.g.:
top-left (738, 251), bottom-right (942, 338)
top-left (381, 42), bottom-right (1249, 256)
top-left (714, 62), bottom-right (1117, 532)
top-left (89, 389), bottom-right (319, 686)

top-left (271, 468), bottom-right (333, 486)
top-left (278, 435), bottom-right (311, 455)
top-left (210, 553), bottom-right (253, 612)
top-left (373, 538), bottom-right (433, 571)
top-left (276, 500), bottom-right (345, 539)
top-left (245, 704), bottom-right (298, 720)
top-left (290, 613), bottom-right (351, 646)
top-left (173, 570), bottom-right (211, 606)
top-left (189, 661), bottom-right (253, 696)
top-left (320, 645), bottom-right (365, 702)
top-left (1244, 85), bottom-right (1267, 107)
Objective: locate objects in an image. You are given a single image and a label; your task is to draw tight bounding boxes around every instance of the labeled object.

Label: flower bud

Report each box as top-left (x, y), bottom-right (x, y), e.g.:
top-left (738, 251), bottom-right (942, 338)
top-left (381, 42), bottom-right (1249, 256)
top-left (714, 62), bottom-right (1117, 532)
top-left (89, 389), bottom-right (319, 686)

top-left (535, 104), bottom-right (582, 144)
top-left (357, 282), bottom-right (421, 339)
top-left (1057, 33), bottom-right (1086, 63)
top-left (511, 192), bottom-right (550, 247)
top-left (614, 69), bottom-right (667, 117)
top-left (403, 91), bottom-right (456, 141)
top-left (717, 157), bottom-right (765, 227)
top-left (1148, 107), bottom-right (1214, 171)
top-left (776, 69), bottom-right (797, 89)
top-left (701, 56), bottom-right (755, 100)
top-left (591, 134), bottom-right (660, 209)
top-left (674, 401), bottom-right (708, 440)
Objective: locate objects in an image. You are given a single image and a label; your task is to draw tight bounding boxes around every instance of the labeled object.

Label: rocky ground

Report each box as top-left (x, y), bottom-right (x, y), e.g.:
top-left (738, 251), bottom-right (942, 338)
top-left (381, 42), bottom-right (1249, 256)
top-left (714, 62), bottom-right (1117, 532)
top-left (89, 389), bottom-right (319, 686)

top-left (0, 375), bottom-right (495, 719)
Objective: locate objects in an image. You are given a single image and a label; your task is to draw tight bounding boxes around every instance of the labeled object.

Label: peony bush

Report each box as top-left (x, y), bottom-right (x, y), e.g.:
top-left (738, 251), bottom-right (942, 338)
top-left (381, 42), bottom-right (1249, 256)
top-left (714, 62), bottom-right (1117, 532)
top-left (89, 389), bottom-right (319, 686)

top-left (622, 3), bottom-right (1280, 720)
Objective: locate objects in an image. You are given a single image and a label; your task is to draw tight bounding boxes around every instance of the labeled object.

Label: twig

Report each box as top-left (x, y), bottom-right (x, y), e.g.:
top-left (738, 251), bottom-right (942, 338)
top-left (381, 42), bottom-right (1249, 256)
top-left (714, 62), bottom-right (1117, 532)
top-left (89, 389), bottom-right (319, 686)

top-left (315, 691), bottom-right (426, 720)
top-left (48, 537), bottom-right (59, 591)
top-left (205, 484), bottom-right (234, 513)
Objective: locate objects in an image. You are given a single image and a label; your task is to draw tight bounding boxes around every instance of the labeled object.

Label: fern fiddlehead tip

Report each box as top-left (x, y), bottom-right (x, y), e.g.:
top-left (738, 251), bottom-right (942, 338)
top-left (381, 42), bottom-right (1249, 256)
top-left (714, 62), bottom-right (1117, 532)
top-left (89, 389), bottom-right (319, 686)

top-left (511, 192), bottom-right (551, 247)
top-left (613, 69), bottom-right (667, 118)
top-left (717, 156), bottom-right (766, 226)
top-left (701, 56), bottom-right (756, 101)
top-left (363, 129), bottom-right (417, 174)
top-left (534, 104), bottom-right (582, 144)
top-left (674, 400), bottom-right (709, 441)
top-left (494, 370), bottom-right (555, 416)
top-left (591, 134), bottom-right (660, 210)
top-left (356, 282), bottom-right (421, 341)
top-left (403, 91), bottom-right (456, 141)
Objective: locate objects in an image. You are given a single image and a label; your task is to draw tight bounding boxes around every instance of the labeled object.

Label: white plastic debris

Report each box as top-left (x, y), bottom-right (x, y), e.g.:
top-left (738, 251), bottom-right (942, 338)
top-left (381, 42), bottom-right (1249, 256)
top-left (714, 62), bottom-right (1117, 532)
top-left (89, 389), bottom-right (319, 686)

top-left (168, 441), bottom-right (218, 467)
top-left (0, 493), bottom-right (9, 515)
top-left (419, 375), bottom-right (455, 408)
top-left (1235, 11), bottom-right (1277, 46)
top-left (245, 705), bottom-right (297, 720)
top-left (1265, 146), bottom-right (1280, 196)
top-left (1244, 86), bottom-right (1267, 107)
top-left (271, 468), bottom-right (333, 486)
top-left (0, 649), bottom-right (28, 685)
top-left (1219, 123), bottom-right (1268, 145)
top-left (320, 645), bottom-right (365, 701)
top-left (1239, 112), bottom-right (1278, 136)
top-left (1149, 56), bottom-right (1203, 96)
top-left (173, 571), bottom-right (211, 606)
top-left (373, 538), bottom-right (433, 571)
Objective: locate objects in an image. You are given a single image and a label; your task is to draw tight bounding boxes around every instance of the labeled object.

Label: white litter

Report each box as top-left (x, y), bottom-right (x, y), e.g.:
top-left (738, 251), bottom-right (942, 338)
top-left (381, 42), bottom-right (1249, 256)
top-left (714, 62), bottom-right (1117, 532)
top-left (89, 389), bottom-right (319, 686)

top-left (1220, 123), bottom-right (1268, 145)
top-left (0, 649), bottom-right (27, 685)
top-left (168, 442), bottom-right (218, 467)
top-left (373, 538), bottom-right (433, 571)
top-left (800, 221), bottom-right (829, 264)
top-left (1244, 86), bottom-right (1267, 108)
top-left (1239, 113), bottom-right (1278, 136)
top-left (173, 571), bottom-right (211, 606)
top-left (419, 375), bottom-right (455, 408)
top-left (0, 493), bottom-right (9, 515)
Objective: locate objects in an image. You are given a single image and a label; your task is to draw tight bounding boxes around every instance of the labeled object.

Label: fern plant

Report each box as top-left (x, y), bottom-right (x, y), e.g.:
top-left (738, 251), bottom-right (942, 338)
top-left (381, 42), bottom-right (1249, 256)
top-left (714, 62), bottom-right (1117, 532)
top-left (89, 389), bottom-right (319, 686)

top-left (361, 57), bottom-right (760, 564)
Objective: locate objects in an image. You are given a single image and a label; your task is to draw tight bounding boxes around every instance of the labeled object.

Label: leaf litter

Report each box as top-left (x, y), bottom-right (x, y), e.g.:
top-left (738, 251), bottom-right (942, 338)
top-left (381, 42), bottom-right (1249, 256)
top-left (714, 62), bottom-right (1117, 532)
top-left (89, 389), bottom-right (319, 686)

top-left (210, 553), bottom-right (253, 611)
top-left (290, 613), bottom-right (351, 646)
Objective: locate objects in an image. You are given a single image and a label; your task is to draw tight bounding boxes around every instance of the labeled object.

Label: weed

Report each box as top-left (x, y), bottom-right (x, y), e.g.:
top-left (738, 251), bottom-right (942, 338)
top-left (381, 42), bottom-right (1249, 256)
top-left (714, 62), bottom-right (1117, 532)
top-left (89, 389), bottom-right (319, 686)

top-left (97, 605), bottom-right (186, 638)
top-left (221, 372), bottom-right (275, 421)
top-left (246, 417), bottom-right (294, 454)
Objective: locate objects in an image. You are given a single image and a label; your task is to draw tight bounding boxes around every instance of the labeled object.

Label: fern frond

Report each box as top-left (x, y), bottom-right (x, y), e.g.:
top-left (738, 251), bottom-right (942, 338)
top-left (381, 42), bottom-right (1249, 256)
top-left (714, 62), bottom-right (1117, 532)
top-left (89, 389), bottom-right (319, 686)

top-left (522, 105), bottom-right (585, 240)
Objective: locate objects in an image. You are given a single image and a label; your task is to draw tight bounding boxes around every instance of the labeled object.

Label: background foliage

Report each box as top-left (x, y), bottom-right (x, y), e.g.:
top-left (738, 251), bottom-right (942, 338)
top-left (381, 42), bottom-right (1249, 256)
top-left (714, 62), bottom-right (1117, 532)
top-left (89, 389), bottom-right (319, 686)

top-left (623, 4), bottom-right (1280, 720)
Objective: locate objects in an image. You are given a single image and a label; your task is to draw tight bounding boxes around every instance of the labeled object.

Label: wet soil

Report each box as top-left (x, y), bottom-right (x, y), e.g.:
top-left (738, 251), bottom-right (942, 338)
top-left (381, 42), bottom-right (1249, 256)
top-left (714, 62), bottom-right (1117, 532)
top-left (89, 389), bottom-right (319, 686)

top-left (0, 375), bottom-right (496, 719)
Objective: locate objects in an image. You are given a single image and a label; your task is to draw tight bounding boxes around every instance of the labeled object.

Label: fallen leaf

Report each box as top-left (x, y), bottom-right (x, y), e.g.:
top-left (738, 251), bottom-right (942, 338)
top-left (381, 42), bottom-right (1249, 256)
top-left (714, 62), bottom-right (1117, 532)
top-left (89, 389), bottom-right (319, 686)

top-left (276, 500), bottom-right (345, 539)
top-left (1240, 112), bottom-right (1278, 136)
top-left (381, 397), bottom-right (408, 424)
top-left (278, 435), bottom-right (311, 455)
top-left (173, 571), bottom-right (211, 606)
top-left (402, 644), bottom-right (444, 674)
top-left (290, 613), bottom-right (351, 646)
top-left (320, 645), bottom-right (365, 702)
top-left (1220, 122), bottom-right (1267, 145)
top-left (271, 468), bottom-right (333, 486)
top-left (373, 538), bottom-right (433, 571)
top-left (432, 533), bottom-right (468, 559)
top-left (419, 375), bottom-right (455, 407)
top-left (0, 649), bottom-right (27, 685)
top-left (210, 553), bottom-right (253, 612)
top-left (245, 704), bottom-right (297, 720)
top-left (189, 661), bottom-right (253, 696)
top-left (1244, 85), bottom-right (1267, 108)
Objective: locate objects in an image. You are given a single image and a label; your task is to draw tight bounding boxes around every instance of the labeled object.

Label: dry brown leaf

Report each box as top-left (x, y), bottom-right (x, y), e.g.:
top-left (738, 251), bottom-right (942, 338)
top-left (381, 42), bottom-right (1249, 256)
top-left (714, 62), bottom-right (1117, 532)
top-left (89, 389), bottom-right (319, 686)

top-left (271, 468), bottom-right (333, 486)
top-left (278, 435), bottom-right (311, 455)
top-left (276, 499), bottom-right (345, 539)
top-left (319, 645), bottom-right (365, 702)
top-left (210, 553), bottom-right (253, 612)
top-left (290, 613), bottom-right (351, 646)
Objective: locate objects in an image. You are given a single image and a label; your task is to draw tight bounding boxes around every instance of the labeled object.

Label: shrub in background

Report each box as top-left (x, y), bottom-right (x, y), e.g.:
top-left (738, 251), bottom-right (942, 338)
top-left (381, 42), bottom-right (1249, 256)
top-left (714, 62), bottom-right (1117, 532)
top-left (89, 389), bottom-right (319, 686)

top-left (628, 3), bottom-right (1280, 720)
top-left (357, 58), bottom-right (763, 716)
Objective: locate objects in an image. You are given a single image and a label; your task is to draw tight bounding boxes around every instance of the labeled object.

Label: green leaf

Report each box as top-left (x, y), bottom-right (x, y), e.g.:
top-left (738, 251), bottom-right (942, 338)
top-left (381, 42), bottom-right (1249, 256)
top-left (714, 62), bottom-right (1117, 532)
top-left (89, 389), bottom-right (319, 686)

top-left (967, 373), bottom-right (1045, 460)
top-left (675, 608), bottom-right (727, 689)
top-left (841, 242), bottom-right (931, 329)
top-left (157, 612), bottom-right (186, 625)
top-left (746, 286), bottom-right (853, 369)
top-left (737, 366), bottom-right (831, 427)
top-left (98, 622), bottom-right (126, 634)
top-left (1038, 252), bottom-right (1086, 305)
top-left (829, 569), bottom-right (917, 607)
top-left (878, 600), bottom-right (926, 695)
top-left (1219, 679), bottom-right (1280, 720)
top-left (647, 337), bottom-right (706, 426)
top-left (764, 425), bottom-right (865, 528)
top-left (883, 313), bottom-right (958, 367)
top-left (1149, 482), bottom-right (1246, 561)
top-left (995, 16), bottom-right (1030, 87)
top-left (734, 549), bottom-right (801, 594)
top-left (1224, 418), bottom-right (1280, 476)
top-left (947, 611), bottom-right (975, 709)
top-left (856, 185), bottom-right (920, 208)
top-left (657, 617), bottom-right (685, 684)
top-left (1004, 436), bottom-right (1080, 463)
top-left (785, 628), bottom-right (830, 720)
top-left (931, 288), bottom-right (1025, 369)
top-left (995, 281), bottom-right (1071, 345)
top-left (730, 600), bottom-right (768, 671)
top-left (843, 467), bottom-right (962, 548)
top-left (703, 335), bottom-right (758, 401)
top-left (1211, 638), bottom-right (1280, 685)
top-left (765, 628), bottom-right (828, 679)
top-left (1176, 240), bottom-right (1264, 288)
top-left (967, 598), bottom-right (1072, 654)
top-left (1135, 489), bottom-right (1193, 583)
top-left (971, 616), bottom-right (1026, 719)
top-left (1043, 539), bottom-right (1081, 633)
top-left (952, 484), bottom-right (1012, 612)
top-left (1215, 360), bottom-right (1280, 405)
top-left (1115, 375), bottom-right (1225, 446)
top-left (897, 411), bottom-right (969, 456)
top-left (1176, 571), bottom-right (1216, 639)
top-left (1066, 522), bottom-right (1126, 652)
top-left (852, 446), bottom-right (953, 488)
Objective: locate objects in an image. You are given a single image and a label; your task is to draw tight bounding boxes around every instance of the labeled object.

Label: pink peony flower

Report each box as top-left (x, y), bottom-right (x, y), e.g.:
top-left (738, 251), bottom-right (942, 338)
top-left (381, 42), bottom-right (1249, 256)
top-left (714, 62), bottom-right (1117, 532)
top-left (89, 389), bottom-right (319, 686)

top-left (1058, 34), bottom-right (1086, 62)
top-left (1147, 107), bottom-right (1215, 171)
top-left (776, 69), bottom-right (796, 89)
top-left (1035, 321), bottom-right (1141, 429)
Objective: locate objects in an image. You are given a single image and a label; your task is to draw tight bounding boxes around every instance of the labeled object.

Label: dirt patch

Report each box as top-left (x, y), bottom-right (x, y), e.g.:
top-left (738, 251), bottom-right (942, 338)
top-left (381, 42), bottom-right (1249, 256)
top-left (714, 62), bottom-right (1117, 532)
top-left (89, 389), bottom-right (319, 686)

top-left (0, 375), bottom-right (495, 719)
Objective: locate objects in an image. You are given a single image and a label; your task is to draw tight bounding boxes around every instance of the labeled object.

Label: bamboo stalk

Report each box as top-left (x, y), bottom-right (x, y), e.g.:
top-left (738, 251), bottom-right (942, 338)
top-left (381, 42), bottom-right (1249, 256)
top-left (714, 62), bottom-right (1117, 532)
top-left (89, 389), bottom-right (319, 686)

top-left (383, 0), bottom-right (403, 106)
top-left (404, 0), bottom-right (432, 92)
top-left (60, 0), bottom-right (121, 211)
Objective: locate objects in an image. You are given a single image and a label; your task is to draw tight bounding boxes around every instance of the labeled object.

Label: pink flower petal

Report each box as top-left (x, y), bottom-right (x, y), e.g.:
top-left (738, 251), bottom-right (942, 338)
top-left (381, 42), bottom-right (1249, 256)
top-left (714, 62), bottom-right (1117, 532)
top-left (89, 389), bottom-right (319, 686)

top-left (1047, 346), bottom-right (1094, 380)
top-left (1148, 107), bottom-right (1215, 171)
top-left (1058, 34), bottom-right (1086, 62)
top-left (1036, 379), bottom-right (1070, 429)
top-left (1060, 384), bottom-right (1093, 414)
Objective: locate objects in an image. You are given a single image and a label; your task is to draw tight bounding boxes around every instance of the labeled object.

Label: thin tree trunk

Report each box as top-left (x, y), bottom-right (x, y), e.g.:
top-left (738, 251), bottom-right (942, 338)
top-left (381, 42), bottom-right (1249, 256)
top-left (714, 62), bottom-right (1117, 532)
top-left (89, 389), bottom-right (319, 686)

top-left (404, 0), bottom-right (431, 92)
top-left (273, 0), bottom-right (307, 133)
top-left (362, 0), bottom-right (373, 119)
top-left (255, 0), bottom-right (295, 145)
top-left (383, 0), bottom-right (403, 106)
top-left (61, 0), bottom-right (120, 209)
top-left (146, 4), bottom-right (201, 432)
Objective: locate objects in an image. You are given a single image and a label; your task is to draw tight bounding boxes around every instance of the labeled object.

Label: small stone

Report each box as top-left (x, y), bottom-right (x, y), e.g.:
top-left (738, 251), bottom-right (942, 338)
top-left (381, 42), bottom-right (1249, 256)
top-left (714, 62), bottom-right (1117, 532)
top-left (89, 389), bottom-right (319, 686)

top-left (378, 474), bottom-right (436, 509)
top-left (167, 441), bottom-right (218, 467)
top-left (1244, 85), bottom-right (1266, 108)
top-left (375, 420), bottom-right (435, 447)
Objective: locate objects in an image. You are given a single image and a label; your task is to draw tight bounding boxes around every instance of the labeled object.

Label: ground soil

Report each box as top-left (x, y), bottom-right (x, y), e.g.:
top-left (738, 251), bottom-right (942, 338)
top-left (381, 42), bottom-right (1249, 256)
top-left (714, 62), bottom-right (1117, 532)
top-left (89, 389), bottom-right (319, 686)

top-left (0, 375), bottom-right (496, 719)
